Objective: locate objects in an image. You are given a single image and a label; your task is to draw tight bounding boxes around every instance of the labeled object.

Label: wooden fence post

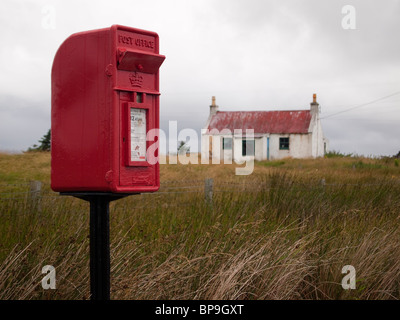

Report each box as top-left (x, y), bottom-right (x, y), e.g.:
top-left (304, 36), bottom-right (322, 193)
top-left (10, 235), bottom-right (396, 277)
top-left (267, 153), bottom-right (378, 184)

top-left (320, 178), bottom-right (326, 193)
top-left (205, 178), bottom-right (213, 208)
top-left (30, 180), bottom-right (42, 211)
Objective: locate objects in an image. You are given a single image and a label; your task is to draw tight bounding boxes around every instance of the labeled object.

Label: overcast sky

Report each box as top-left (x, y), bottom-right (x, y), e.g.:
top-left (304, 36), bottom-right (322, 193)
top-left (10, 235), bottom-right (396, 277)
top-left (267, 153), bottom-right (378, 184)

top-left (0, 0), bottom-right (399, 156)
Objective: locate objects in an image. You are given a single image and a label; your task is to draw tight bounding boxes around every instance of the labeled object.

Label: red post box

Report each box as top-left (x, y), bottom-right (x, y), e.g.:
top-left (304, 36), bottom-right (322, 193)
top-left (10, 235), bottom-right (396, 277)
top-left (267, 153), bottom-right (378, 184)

top-left (51, 25), bottom-right (165, 193)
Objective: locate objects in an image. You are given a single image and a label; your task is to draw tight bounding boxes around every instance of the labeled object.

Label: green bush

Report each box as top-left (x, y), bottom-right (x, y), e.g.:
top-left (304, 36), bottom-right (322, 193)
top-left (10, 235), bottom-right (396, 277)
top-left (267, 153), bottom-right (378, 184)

top-left (325, 150), bottom-right (353, 158)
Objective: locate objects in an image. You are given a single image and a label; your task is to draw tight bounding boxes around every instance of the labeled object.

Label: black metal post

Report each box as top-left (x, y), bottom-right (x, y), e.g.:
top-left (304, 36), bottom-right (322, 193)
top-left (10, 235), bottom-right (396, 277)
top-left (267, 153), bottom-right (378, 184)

top-left (61, 192), bottom-right (132, 300)
top-left (89, 196), bottom-right (110, 300)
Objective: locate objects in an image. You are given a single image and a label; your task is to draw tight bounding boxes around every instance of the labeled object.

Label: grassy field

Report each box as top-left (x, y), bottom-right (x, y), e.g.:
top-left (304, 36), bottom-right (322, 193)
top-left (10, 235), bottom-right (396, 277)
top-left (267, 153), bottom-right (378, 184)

top-left (0, 151), bottom-right (399, 300)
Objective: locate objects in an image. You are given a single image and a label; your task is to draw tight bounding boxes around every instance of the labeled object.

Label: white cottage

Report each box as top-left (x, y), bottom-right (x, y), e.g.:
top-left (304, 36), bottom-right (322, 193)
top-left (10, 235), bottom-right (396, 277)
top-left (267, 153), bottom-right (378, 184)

top-left (201, 94), bottom-right (328, 162)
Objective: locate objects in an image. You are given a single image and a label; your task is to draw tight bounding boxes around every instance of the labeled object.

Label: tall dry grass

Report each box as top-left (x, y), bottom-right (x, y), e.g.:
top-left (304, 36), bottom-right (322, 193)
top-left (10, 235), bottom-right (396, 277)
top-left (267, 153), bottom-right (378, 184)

top-left (0, 152), bottom-right (399, 299)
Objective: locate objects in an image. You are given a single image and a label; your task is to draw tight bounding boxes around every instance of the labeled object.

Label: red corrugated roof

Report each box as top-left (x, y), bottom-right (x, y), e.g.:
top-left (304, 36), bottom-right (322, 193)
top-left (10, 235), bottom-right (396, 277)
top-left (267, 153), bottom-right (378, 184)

top-left (207, 110), bottom-right (312, 134)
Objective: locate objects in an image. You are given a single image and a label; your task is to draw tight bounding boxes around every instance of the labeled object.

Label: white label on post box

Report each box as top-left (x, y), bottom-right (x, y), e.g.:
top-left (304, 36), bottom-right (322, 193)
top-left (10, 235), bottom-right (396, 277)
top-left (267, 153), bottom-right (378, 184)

top-left (130, 108), bottom-right (146, 162)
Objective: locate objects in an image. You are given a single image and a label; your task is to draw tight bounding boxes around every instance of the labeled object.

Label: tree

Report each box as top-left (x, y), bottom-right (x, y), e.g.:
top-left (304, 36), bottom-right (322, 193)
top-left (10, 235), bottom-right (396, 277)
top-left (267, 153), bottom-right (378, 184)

top-left (177, 140), bottom-right (190, 155)
top-left (27, 129), bottom-right (51, 152)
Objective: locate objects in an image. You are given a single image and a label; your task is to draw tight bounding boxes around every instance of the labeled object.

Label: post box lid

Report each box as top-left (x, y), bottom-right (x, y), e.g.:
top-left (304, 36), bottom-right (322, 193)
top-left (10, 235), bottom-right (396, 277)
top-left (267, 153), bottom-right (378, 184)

top-left (117, 48), bottom-right (165, 74)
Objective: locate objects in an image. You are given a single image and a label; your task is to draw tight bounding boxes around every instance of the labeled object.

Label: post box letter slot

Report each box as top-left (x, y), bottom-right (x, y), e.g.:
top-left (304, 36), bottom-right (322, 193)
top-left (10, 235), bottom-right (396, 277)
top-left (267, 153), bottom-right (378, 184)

top-left (117, 48), bottom-right (165, 74)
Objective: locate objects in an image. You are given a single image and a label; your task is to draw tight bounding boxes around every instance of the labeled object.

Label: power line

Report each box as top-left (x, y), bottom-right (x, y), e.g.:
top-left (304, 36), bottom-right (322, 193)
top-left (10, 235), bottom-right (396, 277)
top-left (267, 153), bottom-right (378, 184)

top-left (321, 90), bottom-right (400, 119)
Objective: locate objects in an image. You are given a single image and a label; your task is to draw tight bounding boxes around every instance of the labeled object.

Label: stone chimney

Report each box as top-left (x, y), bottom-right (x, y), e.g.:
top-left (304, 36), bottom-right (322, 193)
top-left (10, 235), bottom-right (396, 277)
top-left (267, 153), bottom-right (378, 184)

top-left (310, 93), bottom-right (319, 116)
top-left (210, 96), bottom-right (219, 116)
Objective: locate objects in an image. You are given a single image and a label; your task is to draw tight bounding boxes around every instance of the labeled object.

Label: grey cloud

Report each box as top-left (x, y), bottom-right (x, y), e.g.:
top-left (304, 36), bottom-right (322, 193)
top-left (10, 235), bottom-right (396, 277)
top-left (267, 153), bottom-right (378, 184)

top-left (0, 0), bottom-right (399, 156)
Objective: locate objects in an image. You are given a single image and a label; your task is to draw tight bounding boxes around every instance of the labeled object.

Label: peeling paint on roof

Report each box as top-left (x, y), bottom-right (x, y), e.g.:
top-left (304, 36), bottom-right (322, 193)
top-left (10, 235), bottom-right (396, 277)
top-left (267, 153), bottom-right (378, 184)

top-left (207, 110), bottom-right (312, 134)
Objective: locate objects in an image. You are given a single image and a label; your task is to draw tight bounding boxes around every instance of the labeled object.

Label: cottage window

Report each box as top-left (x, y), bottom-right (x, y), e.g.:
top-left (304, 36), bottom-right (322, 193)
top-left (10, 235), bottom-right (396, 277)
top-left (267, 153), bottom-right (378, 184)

top-left (223, 137), bottom-right (232, 150)
top-left (279, 137), bottom-right (289, 150)
top-left (242, 139), bottom-right (255, 156)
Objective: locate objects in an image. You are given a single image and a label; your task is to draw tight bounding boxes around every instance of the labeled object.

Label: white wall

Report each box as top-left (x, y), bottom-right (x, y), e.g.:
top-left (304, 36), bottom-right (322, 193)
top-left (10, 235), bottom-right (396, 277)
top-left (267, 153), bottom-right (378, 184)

top-left (201, 134), bottom-right (234, 163)
top-left (309, 115), bottom-right (325, 158)
top-left (233, 136), bottom-right (253, 164)
top-left (202, 133), bottom-right (314, 162)
top-left (201, 120), bottom-right (327, 161)
top-left (267, 134), bottom-right (311, 160)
